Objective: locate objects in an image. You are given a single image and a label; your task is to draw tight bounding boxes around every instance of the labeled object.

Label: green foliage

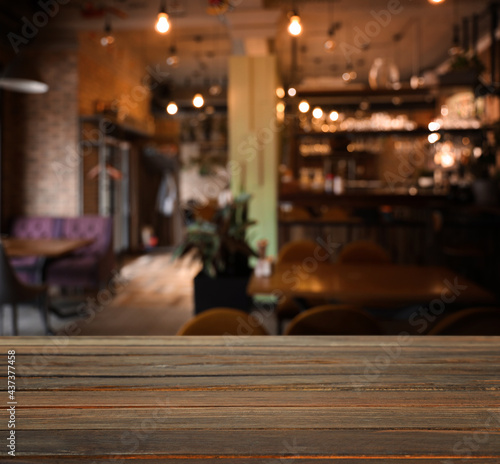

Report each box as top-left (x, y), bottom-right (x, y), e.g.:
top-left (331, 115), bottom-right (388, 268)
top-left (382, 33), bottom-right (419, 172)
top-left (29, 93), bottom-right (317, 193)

top-left (173, 193), bottom-right (257, 277)
top-left (450, 53), bottom-right (485, 74)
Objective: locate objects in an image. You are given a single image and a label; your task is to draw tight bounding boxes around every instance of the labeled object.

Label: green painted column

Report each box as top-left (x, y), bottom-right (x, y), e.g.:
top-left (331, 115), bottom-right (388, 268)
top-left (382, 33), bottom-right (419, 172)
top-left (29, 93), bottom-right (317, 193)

top-left (228, 55), bottom-right (280, 258)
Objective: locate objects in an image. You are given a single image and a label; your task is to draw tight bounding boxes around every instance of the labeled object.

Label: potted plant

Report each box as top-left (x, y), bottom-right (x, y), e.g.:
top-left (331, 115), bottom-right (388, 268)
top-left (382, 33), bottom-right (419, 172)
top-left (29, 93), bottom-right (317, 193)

top-left (173, 192), bottom-right (258, 313)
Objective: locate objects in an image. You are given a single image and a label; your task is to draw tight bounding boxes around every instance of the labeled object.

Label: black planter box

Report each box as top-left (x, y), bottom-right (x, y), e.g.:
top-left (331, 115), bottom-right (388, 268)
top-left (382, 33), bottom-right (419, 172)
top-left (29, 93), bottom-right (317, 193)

top-left (439, 69), bottom-right (479, 86)
top-left (194, 271), bottom-right (253, 314)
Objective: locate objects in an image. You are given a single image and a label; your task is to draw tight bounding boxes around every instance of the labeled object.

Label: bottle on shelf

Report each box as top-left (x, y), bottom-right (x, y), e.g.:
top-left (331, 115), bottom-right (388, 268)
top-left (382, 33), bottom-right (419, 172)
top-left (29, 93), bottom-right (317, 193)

top-left (333, 174), bottom-right (345, 195)
top-left (324, 173), bottom-right (334, 193)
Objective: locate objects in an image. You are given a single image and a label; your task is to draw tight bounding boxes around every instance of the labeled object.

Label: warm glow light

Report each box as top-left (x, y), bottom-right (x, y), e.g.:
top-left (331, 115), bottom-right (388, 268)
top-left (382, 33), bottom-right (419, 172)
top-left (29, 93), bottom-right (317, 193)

top-left (329, 111), bottom-right (339, 121)
top-left (276, 102), bottom-right (285, 112)
top-left (428, 121), bottom-right (441, 132)
top-left (193, 93), bottom-right (204, 108)
top-left (324, 39), bottom-right (336, 52)
top-left (100, 35), bottom-right (115, 47)
top-left (441, 152), bottom-right (454, 167)
top-left (428, 0), bottom-right (445, 4)
top-left (166, 102), bottom-right (178, 115)
top-left (288, 15), bottom-right (302, 36)
top-left (155, 12), bottom-right (170, 33)
top-left (276, 87), bottom-right (285, 98)
top-left (312, 107), bottom-right (323, 119)
top-left (298, 100), bottom-right (310, 113)
top-left (428, 133), bottom-right (441, 144)
top-left (287, 87), bottom-right (297, 97)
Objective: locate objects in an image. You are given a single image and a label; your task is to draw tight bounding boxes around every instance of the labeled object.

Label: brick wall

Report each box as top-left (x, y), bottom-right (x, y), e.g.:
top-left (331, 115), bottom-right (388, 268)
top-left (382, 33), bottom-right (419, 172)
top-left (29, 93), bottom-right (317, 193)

top-left (2, 48), bottom-right (79, 226)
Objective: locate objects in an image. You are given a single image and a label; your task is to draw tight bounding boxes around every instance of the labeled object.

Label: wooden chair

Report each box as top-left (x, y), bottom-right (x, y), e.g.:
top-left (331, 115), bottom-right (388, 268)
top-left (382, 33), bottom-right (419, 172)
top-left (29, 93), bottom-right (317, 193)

top-left (177, 307), bottom-right (269, 336)
top-left (277, 239), bottom-right (319, 263)
top-left (428, 307), bottom-right (500, 335)
top-left (337, 240), bottom-right (392, 265)
top-left (0, 241), bottom-right (49, 335)
top-left (284, 304), bottom-right (384, 336)
top-left (275, 239), bottom-right (330, 333)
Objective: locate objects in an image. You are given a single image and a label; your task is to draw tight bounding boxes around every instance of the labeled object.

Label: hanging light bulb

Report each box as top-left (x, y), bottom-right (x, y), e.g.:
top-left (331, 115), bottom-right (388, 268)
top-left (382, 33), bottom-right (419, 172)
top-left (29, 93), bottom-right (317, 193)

top-left (288, 12), bottom-right (302, 36)
top-left (166, 102), bottom-right (178, 115)
top-left (312, 107), bottom-right (323, 119)
top-left (100, 16), bottom-right (115, 47)
top-left (193, 93), bottom-right (204, 108)
top-left (155, 1), bottom-right (170, 34)
top-left (428, 0), bottom-right (445, 3)
top-left (298, 100), bottom-right (310, 113)
top-left (342, 62), bottom-right (357, 83)
top-left (166, 45), bottom-right (178, 67)
top-left (324, 22), bottom-right (340, 52)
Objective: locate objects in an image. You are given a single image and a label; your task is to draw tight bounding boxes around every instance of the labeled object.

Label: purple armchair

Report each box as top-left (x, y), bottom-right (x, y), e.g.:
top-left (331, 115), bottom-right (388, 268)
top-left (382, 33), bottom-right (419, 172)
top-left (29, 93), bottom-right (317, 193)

top-left (10, 217), bottom-right (61, 284)
top-left (45, 216), bottom-right (115, 290)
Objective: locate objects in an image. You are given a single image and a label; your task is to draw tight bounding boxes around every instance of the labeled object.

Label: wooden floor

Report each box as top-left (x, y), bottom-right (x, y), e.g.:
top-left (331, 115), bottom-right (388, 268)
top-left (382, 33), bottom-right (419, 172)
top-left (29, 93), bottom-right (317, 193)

top-left (74, 253), bottom-right (201, 336)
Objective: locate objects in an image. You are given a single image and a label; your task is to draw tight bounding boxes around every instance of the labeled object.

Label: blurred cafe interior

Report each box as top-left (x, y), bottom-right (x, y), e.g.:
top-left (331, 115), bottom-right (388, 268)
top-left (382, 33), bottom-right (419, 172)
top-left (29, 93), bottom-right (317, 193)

top-left (1, 0), bottom-right (500, 336)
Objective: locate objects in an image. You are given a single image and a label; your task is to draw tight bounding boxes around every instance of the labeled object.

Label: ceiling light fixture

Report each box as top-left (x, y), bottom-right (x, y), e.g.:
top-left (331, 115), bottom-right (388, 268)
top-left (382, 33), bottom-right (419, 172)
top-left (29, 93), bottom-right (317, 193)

top-left (0, 57), bottom-right (49, 94)
top-left (166, 102), bottom-right (178, 115)
top-left (192, 93), bottom-right (204, 108)
top-left (288, 11), bottom-right (302, 36)
top-left (329, 111), bottom-right (339, 122)
top-left (287, 87), bottom-right (297, 97)
top-left (428, 0), bottom-right (445, 4)
top-left (324, 2), bottom-right (340, 52)
top-left (155, 0), bottom-right (170, 34)
top-left (312, 107), bottom-right (323, 119)
top-left (100, 15), bottom-right (115, 47)
top-left (298, 100), bottom-right (310, 113)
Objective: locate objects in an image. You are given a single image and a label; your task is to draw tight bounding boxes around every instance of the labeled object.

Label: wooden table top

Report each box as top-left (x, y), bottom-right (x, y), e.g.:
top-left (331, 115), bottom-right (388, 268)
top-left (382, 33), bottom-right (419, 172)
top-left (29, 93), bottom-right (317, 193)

top-left (248, 262), bottom-right (496, 306)
top-left (1, 336), bottom-right (499, 461)
top-left (2, 238), bottom-right (93, 258)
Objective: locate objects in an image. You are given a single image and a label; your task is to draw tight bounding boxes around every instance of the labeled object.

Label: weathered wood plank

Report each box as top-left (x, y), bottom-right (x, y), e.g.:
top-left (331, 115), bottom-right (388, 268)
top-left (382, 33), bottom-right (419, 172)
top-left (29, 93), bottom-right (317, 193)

top-left (11, 460), bottom-right (500, 464)
top-left (11, 374), bottom-right (500, 391)
top-left (14, 430), bottom-right (500, 457)
top-left (7, 406), bottom-right (500, 430)
top-left (14, 389), bottom-right (500, 408)
top-left (0, 335), bottom-right (498, 347)
top-left (2, 336), bottom-right (499, 460)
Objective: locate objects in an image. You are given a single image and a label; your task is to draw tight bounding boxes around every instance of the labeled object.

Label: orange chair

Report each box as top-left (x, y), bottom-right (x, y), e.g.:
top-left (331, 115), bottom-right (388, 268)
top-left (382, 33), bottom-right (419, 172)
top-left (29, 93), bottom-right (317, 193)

top-left (284, 304), bottom-right (384, 336)
top-left (428, 307), bottom-right (500, 335)
top-left (337, 240), bottom-right (391, 265)
top-left (277, 239), bottom-right (319, 263)
top-left (275, 240), bottom-right (330, 332)
top-left (177, 307), bottom-right (269, 336)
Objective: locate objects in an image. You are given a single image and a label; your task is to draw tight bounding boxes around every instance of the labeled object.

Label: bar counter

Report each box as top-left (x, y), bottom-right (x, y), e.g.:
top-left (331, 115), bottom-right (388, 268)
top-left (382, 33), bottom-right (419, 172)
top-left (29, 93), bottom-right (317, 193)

top-left (1, 336), bottom-right (500, 461)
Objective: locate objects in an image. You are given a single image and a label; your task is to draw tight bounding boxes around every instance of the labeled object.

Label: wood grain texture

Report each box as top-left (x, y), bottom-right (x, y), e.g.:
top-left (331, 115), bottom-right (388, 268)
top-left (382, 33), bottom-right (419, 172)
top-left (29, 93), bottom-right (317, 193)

top-left (0, 336), bottom-right (499, 461)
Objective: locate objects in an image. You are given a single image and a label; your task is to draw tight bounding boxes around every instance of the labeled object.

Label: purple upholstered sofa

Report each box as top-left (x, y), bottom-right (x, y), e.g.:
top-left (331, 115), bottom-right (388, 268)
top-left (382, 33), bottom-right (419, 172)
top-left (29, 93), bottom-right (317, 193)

top-left (10, 216), bottom-right (115, 290)
top-left (10, 217), bottom-right (61, 284)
